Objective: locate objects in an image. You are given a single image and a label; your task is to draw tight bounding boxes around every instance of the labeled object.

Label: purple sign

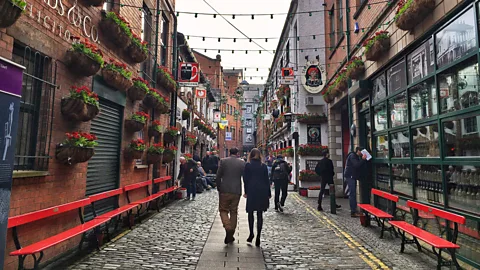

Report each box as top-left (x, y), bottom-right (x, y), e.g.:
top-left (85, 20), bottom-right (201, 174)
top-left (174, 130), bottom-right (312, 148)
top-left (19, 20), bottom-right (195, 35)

top-left (0, 57), bottom-right (24, 97)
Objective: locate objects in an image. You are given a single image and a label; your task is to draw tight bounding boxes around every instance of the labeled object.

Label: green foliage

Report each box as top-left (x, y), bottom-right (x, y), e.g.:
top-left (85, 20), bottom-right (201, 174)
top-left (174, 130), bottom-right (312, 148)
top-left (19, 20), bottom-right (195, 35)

top-left (10, 0), bottom-right (26, 10)
top-left (105, 61), bottom-right (132, 79)
top-left (105, 12), bottom-right (133, 39)
top-left (71, 42), bottom-right (104, 67)
top-left (395, 0), bottom-right (414, 21)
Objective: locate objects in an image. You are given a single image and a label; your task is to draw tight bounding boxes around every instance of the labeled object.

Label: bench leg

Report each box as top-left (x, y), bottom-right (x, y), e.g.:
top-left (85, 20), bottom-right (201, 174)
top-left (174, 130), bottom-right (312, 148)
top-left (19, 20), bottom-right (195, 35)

top-left (400, 231), bottom-right (406, 253)
top-left (413, 237), bottom-right (422, 252)
top-left (94, 227), bottom-right (101, 251)
top-left (78, 232), bottom-right (86, 251)
top-left (155, 198), bottom-right (160, 212)
top-left (447, 248), bottom-right (461, 270)
top-left (104, 220), bottom-right (111, 242)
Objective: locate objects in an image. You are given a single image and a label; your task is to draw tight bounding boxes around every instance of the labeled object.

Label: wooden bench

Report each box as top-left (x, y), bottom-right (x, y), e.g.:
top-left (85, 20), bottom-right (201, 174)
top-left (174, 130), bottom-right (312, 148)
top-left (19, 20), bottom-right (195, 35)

top-left (8, 199), bottom-right (110, 270)
top-left (358, 188), bottom-right (399, 238)
top-left (389, 201), bottom-right (465, 270)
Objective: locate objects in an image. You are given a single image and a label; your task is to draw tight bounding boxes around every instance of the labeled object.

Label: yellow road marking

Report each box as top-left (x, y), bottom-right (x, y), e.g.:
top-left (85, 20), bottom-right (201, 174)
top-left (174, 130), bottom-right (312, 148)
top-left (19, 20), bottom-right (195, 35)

top-left (292, 194), bottom-right (390, 270)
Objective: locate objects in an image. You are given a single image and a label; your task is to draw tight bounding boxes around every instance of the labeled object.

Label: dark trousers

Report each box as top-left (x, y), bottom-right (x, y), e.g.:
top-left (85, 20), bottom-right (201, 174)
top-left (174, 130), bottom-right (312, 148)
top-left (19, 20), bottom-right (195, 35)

top-left (274, 179), bottom-right (288, 207)
top-left (248, 211), bottom-right (263, 237)
top-left (187, 180), bottom-right (196, 198)
top-left (317, 180), bottom-right (329, 206)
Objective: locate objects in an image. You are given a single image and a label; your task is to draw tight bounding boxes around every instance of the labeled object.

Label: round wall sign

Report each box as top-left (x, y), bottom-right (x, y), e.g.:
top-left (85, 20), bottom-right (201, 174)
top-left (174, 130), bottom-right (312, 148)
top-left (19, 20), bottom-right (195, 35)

top-left (301, 61), bottom-right (324, 94)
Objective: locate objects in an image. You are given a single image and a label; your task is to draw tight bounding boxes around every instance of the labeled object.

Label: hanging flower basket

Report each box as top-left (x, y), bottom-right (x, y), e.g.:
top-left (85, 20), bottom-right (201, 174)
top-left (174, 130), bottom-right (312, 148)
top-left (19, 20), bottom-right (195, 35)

top-left (364, 31), bottom-right (390, 62)
top-left (125, 111), bottom-right (149, 132)
top-left (395, 0), bottom-right (435, 31)
top-left (146, 143), bottom-right (164, 164)
top-left (299, 170), bottom-right (322, 182)
top-left (157, 66), bottom-right (177, 92)
top-left (323, 93), bottom-right (334, 103)
top-left (65, 38), bottom-right (104, 77)
top-left (127, 77), bottom-right (149, 101)
top-left (102, 59), bottom-right (132, 92)
top-left (61, 86), bottom-right (100, 122)
top-left (100, 11), bottom-right (133, 49)
top-left (148, 120), bottom-right (162, 137)
top-left (283, 146), bottom-right (294, 157)
top-left (296, 113), bottom-right (328, 124)
top-left (125, 139), bottom-right (145, 159)
top-left (163, 126), bottom-right (179, 143)
top-left (334, 73), bottom-right (348, 93)
top-left (156, 100), bottom-right (170, 114)
top-left (127, 33), bottom-right (148, 63)
top-left (142, 90), bottom-right (160, 108)
top-left (298, 144), bottom-right (329, 156)
top-left (0, 0), bottom-right (24, 28)
top-left (56, 132), bottom-right (97, 165)
top-left (125, 148), bottom-right (144, 159)
top-left (182, 109), bottom-right (190, 120)
top-left (345, 57), bottom-right (365, 80)
top-left (146, 153), bottom-right (162, 164)
top-left (162, 146), bottom-right (177, 163)
top-left (186, 133), bottom-right (197, 146)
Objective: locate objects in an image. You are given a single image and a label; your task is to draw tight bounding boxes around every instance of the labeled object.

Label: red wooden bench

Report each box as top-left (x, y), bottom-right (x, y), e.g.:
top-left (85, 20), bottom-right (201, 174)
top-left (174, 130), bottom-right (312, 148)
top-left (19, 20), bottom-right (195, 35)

top-left (358, 188), bottom-right (399, 238)
top-left (8, 199), bottom-right (110, 270)
top-left (389, 201), bottom-right (465, 270)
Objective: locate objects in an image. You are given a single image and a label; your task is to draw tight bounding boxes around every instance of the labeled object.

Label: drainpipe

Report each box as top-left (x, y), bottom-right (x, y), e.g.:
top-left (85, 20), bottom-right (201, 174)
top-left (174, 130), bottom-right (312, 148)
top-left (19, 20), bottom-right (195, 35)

top-left (345, 0), bottom-right (353, 153)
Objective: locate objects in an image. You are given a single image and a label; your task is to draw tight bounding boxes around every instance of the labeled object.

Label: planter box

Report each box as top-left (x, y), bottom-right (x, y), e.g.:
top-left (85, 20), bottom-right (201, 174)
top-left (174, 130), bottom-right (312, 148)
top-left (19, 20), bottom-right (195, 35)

top-left (287, 184), bottom-right (294, 191)
top-left (127, 85), bottom-right (147, 101)
top-left (126, 43), bottom-right (148, 63)
top-left (61, 98), bottom-right (99, 122)
top-left (102, 68), bottom-right (133, 92)
top-left (64, 50), bottom-right (101, 77)
top-left (365, 38), bottom-right (390, 62)
top-left (307, 189), bottom-right (320, 198)
top-left (395, 0), bottom-right (435, 31)
top-left (56, 144), bottom-right (95, 165)
top-left (100, 11), bottom-right (132, 49)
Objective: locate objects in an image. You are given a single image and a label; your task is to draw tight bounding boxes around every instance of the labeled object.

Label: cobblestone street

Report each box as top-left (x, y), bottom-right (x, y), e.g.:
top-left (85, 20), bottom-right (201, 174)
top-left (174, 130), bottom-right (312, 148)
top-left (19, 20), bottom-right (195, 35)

top-left (66, 190), bottom-right (441, 270)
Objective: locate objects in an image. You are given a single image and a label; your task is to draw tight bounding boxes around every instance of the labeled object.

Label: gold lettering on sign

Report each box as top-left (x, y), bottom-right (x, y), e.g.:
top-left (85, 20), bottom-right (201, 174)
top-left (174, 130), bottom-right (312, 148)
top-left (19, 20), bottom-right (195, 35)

top-left (43, 15), bottom-right (51, 30)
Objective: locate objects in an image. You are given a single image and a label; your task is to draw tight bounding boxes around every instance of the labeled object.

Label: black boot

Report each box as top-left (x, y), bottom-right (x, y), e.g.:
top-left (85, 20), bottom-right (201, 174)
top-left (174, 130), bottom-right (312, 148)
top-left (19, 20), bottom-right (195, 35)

top-left (255, 236), bottom-right (261, 247)
top-left (247, 234), bottom-right (254, 243)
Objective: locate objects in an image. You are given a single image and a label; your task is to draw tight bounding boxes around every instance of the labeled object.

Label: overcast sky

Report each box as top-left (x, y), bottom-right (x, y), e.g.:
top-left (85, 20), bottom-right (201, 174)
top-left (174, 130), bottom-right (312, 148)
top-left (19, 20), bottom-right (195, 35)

top-left (176, 0), bottom-right (291, 84)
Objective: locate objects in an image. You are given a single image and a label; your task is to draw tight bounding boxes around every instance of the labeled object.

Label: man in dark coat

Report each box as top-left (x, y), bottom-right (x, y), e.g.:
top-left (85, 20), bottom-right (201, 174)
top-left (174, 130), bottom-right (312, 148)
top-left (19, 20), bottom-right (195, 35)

top-left (178, 157), bottom-right (198, 201)
top-left (208, 151), bottom-right (220, 174)
top-left (344, 147), bottom-right (367, 217)
top-left (315, 151), bottom-right (341, 211)
top-left (202, 152), bottom-right (211, 172)
top-left (270, 155), bottom-right (292, 212)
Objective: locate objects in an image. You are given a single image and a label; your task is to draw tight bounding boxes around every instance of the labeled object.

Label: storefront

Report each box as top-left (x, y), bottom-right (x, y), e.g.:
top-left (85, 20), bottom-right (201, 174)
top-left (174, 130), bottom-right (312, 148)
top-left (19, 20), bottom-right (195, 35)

top-left (355, 3), bottom-right (480, 267)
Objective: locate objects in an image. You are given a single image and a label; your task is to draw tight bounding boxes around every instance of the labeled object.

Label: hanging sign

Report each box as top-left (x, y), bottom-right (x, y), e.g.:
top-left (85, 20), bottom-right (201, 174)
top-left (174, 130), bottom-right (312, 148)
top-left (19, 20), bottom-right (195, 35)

top-left (281, 67), bottom-right (294, 85)
top-left (301, 61), bottom-right (324, 94)
top-left (196, 88), bottom-right (206, 98)
top-left (178, 62), bottom-right (199, 86)
top-left (225, 132), bottom-right (232, 141)
top-left (213, 111), bottom-right (221, 123)
top-left (0, 57), bottom-right (24, 267)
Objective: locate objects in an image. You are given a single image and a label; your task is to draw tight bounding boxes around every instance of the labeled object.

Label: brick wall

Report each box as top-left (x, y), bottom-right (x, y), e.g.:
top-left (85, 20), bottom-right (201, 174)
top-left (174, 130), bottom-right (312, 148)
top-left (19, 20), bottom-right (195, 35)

top-left (1, 0), bottom-right (175, 268)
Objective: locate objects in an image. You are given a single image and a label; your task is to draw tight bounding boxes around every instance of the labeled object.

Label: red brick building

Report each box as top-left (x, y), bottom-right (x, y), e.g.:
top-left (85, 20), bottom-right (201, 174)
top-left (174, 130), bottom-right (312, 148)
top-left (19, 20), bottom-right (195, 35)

top-left (0, 0), bottom-right (176, 268)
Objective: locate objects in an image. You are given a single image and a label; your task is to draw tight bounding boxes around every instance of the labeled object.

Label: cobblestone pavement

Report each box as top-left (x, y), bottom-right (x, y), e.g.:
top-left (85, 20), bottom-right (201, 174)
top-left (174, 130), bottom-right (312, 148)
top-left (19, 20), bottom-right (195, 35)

top-left (68, 191), bottom-right (219, 270)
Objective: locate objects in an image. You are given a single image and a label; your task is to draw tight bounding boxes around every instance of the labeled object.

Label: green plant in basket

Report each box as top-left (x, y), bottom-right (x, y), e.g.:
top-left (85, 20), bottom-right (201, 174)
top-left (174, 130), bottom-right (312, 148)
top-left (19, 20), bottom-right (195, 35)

top-left (166, 126), bottom-right (179, 137)
top-left (362, 31), bottom-right (389, 55)
top-left (152, 120), bottom-right (162, 132)
top-left (129, 139), bottom-right (146, 151)
top-left (131, 111), bottom-right (149, 124)
top-left (11, 0), bottom-right (27, 9)
top-left (71, 37), bottom-right (104, 67)
top-left (69, 85), bottom-right (99, 108)
top-left (132, 77), bottom-right (149, 92)
top-left (132, 33), bottom-right (148, 54)
top-left (147, 143), bottom-right (165, 155)
top-left (64, 132), bottom-right (98, 148)
top-left (105, 58), bottom-right (132, 79)
top-left (105, 12), bottom-right (133, 39)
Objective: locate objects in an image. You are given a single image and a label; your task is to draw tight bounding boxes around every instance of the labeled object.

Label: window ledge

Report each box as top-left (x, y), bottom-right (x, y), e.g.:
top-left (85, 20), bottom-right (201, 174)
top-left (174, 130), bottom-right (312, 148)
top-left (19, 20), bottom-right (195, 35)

top-left (353, 0), bottom-right (368, 19)
top-left (135, 165), bottom-right (149, 169)
top-left (13, 171), bottom-right (49, 179)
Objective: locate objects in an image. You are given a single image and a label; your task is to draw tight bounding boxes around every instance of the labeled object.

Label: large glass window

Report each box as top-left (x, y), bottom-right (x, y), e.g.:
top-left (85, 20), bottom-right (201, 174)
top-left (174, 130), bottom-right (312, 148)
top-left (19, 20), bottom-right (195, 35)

top-left (443, 113), bottom-right (480, 157)
top-left (436, 8), bottom-right (476, 68)
top-left (413, 124), bottom-right (440, 157)
top-left (410, 79), bottom-right (437, 122)
top-left (372, 75), bottom-right (387, 103)
top-left (392, 163), bottom-right (413, 197)
top-left (376, 163), bottom-right (390, 191)
top-left (407, 38), bottom-right (434, 84)
top-left (415, 165), bottom-right (443, 205)
top-left (445, 164), bottom-right (479, 215)
top-left (438, 59), bottom-right (479, 113)
top-left (375, 134), bottom-right (389, 158)
top-left (389, 92), bottom-right (408, 127)
top-left (374, 103), bottom-right (387, 132)
top-left (391, 130), bottom-right (410, 158)
top-left (387, 59), bottom-right (407, 94)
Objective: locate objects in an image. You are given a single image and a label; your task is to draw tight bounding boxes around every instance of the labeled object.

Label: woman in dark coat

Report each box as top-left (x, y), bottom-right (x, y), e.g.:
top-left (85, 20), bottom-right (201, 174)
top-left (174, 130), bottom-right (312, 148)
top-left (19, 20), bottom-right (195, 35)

top-left (243, 148), bottom-right (270, 246)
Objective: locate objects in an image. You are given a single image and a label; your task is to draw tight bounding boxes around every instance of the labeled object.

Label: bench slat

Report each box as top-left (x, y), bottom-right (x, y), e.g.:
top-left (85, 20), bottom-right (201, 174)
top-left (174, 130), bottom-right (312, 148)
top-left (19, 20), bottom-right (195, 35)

top-left (124, 180), bottom-right (151, 192)
top-left (406, 201), bottom-right (466, 224)
top-left (358, 204), bottom-right (393, 219)
top-left (89, 188), bottom-right (123, 203)
top-left (396, 205), bottom-right (435, 219)
top-left (389, 221), bottom-right (460, 249)
top-left (154, 176), bottom-right (172, 184)
top-left (9, 218), bottom-right (110, 256)
top-left (160, 186), bottom-right (179, 193)
top-left (94, 204), bottom-right (138, 220)
top-left (129, 192), bottom-right (163, 205)
top-left (8, 199), bottom-right (91, 229)
top-left (372, 188), bottom-right (399, 202)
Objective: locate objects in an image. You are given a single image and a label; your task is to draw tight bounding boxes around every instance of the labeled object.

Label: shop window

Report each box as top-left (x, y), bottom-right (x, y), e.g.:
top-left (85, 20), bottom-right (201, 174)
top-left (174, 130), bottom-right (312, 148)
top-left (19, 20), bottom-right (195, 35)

top-left (443, 113), bottom-right (480, 157)
top-left (160, 14), bottom-right (169, 66)
top-left (410, 79), bottom-right (437, 122)
top-left (372, 74), bottom-right (387, 103)
top-left (456, 218), bottom-right (480, 263)
top-left (407, 38), bottom-right (434, 84)
top-left (373, 103), bottom-right (387, 132)
top-left (392, 163), bottom-right (413, 197)
top-left (12, 44), bottom-right (56, 171)
top-left (438, 59), bottom-right (479, 113)
top-left (374, 134), bottom-right (388, 159)
top-left (436, 8), bottom-right (476, 69)
top-left (386, 59), bottom-right (407, 94)
top-left (415, 164), bottom-right (443, 205)
top-left (413, 124), bottom-right (439, 157)
top-left (376, 163), bottom-right (390, 192)
top-left (389, 91), bottom-right (408, 128)
top-left (391, 130), bottom-right (410, 158)
top-left (329, 6), bottom-right (335, 49)
top-left (445, 164), bottom-right (479, 215)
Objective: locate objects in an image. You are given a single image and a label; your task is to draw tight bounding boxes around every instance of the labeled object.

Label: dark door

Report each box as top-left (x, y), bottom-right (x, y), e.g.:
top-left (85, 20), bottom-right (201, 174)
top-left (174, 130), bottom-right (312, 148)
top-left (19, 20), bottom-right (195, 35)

top-left (359, 111), bottom-right (373, 204)
top-left (85, 99), bottom-right (123, 219)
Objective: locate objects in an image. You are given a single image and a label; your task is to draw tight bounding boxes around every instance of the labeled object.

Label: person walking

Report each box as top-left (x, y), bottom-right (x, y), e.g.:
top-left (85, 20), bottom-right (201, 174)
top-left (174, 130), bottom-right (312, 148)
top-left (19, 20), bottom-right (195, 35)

top-left (243, 148), bottom-right (270, 247)
top-left (209, 151), bottom-right (220, 174)
top-left (202, 151), bottom-right (211, 173)
top-left (216, 148), bottom-right (245, 244)
top-left (178, 157), bottom-right (198, 201)
top-left (344, 147), bottom-right (367, 217)
top-left (315, 151), bottom-right (341, 211)
top-left (270, 155), bottom-right (292, 212)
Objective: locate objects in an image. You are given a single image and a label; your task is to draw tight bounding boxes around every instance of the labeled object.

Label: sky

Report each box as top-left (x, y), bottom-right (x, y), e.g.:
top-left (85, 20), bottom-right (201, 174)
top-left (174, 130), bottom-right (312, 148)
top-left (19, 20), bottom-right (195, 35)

top-left (176, 0), bottom-right (292, 84)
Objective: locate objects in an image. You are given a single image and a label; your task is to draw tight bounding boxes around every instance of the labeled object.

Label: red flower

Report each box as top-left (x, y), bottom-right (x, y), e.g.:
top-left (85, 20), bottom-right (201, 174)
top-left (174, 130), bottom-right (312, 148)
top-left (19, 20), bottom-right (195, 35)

top-left (153, 120), bottom-right (162, 126)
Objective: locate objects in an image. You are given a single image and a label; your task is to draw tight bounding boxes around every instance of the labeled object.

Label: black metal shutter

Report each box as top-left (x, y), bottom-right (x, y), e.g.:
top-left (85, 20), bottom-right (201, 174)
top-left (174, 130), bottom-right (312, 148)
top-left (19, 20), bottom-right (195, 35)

top-left (85, 99), bottom-right (123, 220)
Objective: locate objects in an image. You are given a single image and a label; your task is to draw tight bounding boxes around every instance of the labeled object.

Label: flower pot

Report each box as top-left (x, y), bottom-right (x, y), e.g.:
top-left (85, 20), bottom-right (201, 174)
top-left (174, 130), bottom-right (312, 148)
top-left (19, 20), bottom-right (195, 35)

top-left (395, 0), bottom-right (435, 31)
top-left (157, 73), bottom-right (175, 92)
top-left (99, 14), bottom-right (132, 49)
top-left (146, 153), bottom-right (162, 164)
top-left (163, 133), bottom-right (175, 143)
top-left (336, 79), bottom-right (348, 93)
top-left (142, 93), bottom-right (160, 109)
top-left (126, 43), bottom-right (148, 63)
top-left (61, 98), bottom-right (100, 122)
top-left (125, 148), bottom-right (144, 159)
top-left (365, 38), bottom-right (390, 62)
top-left (124, 119), bottom-right (144, 132)
top-left (102, 68), bottom-right (133, 92)
top-left (64, 50), bottom-right (101, 77)
top-left (148, 127), bottom-right (161, 138)
top-left (346, 65), bottom-right (365, 80)
top-left (0, 0), bottom-right (23, 28)
top-left (299, 188), bottom-right (308, 197)
top-left (83, 0), bottom-right (106, 6)
top-left (127, 85), bottom-right (147, 101)
top-left (307, 189), bottom-right (319, 198)
top-left (156, 102), bottom-right (170, 114)
top-left (56, 144), bottom-right (95, 165)
top-left (162, 151), bottom-right (174, 163)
